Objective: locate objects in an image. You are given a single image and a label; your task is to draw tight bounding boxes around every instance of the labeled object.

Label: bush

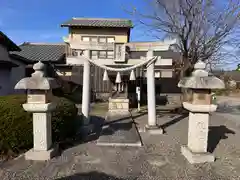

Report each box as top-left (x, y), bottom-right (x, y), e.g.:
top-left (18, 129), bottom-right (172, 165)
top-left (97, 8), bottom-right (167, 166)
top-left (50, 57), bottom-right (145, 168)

top-left (0, 95), bottom-right (78, 156)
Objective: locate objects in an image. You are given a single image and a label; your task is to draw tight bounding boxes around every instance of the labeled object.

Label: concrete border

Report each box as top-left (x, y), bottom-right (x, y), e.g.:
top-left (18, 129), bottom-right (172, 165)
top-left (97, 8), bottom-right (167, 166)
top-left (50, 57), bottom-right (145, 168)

top-left (96, 141), bottom-right (142, 147)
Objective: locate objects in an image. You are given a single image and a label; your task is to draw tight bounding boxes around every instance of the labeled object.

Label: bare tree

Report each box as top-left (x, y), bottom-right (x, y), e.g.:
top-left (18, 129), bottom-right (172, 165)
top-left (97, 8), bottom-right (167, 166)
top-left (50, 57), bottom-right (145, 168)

top-left (127, 0), bottom-right (240, 76)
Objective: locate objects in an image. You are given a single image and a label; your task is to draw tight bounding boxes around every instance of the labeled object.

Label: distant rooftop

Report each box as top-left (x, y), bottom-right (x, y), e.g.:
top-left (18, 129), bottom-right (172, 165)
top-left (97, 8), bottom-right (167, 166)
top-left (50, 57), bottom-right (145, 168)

top-left (61, 17), bottom-right (133, 28)
top-left (10, 43), bottom-right (66, 63)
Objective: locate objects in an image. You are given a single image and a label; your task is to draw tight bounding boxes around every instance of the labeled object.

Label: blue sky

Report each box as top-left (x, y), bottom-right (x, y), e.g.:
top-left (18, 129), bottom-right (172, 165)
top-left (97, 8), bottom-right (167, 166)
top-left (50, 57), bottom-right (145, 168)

top-left (0, 0), bottom-right (155, 44)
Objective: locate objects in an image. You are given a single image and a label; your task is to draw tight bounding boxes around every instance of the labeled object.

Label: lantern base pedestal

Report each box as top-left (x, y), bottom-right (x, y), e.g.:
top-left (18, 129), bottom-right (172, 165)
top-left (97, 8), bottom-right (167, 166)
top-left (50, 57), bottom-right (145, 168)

top-left (25, 145), bottom-right (59, 161)
top-left (145, 125), bottom-right (163, 135)
top-left (108, 97), bottom-right (129, 112)
top-left (181, 146), bottom-right (215, 164)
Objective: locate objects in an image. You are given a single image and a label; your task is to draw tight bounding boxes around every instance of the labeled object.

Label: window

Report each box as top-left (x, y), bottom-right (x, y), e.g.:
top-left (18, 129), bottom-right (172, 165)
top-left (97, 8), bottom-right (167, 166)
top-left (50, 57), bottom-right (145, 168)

top-left (107, 51), bottom-right (114, 59)
top-left (82, 36), bottom-right (100, 42)
top-left (82, 36), bottom-right (115, 43)
top-left (99, 51), bottom-right (107, 58)
top-left (107, 37), bottom-right (115, 43)
top-left (99, 37), bottom-right (107, 43)
top-left (90, 50), bottom-right (114, 59)
top-left (91, 51), bottom-right (98, 59)
top-left (91, 37), bottom-right (98, 42)
top-left (82, 37), bottom-right (90, 42)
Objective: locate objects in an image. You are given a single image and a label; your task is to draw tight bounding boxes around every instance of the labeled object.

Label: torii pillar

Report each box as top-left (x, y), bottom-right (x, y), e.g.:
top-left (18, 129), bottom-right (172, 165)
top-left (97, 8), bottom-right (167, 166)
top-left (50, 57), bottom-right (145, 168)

top-left (145, 50), bottom-right (163, 134)
top-left (82, 50), bottom-right (91, 125)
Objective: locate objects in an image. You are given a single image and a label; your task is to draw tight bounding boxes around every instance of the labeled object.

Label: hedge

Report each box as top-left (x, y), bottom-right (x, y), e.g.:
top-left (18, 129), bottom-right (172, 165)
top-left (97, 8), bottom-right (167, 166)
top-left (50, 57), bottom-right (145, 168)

top-left (0, 95), bottom-right (78, 156)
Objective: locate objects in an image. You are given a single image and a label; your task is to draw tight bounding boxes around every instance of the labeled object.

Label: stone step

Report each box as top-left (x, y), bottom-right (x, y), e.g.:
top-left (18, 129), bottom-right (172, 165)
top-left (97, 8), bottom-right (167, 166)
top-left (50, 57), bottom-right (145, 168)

top-left (96, 111), bottom-right (142, 147)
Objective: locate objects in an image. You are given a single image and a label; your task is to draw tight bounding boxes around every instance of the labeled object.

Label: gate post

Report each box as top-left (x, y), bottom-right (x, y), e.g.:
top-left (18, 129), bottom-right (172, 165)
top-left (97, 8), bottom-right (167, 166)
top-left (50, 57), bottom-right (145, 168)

top-left (82, 50), bottom-right (91, 125)
top-left (145, 50), bottom-right (163, 134)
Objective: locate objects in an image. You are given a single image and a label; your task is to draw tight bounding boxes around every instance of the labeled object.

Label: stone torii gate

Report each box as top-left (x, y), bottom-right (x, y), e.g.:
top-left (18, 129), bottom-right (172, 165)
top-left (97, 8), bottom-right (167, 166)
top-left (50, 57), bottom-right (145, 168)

top-left (13, 50), bottom-right (164, 161)
top-left (81, 50), bottom-right (163, 134)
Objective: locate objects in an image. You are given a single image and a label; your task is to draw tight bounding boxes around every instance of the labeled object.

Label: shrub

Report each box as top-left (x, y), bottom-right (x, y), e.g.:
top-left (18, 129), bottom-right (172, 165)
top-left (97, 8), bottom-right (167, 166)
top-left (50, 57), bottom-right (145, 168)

top-left (0, 94), bottom-right (78, 156)
top-left (51, 96), bottom-right (78, 142)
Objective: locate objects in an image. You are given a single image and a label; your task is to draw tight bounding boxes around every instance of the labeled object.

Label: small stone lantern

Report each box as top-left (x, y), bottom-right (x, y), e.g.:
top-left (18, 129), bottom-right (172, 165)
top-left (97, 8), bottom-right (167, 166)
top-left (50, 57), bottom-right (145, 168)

top-left (178, 61), bottom-right (225, 164)
top-left (15, 61), bottom-right (59, 161)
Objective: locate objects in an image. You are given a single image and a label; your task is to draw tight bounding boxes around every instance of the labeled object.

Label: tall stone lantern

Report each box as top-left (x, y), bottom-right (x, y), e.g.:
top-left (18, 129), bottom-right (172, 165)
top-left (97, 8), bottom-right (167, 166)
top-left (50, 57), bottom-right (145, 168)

top-left (178, 61), bottom-right (225, 164)
top-left (15, 61), bottom-right (60, 161)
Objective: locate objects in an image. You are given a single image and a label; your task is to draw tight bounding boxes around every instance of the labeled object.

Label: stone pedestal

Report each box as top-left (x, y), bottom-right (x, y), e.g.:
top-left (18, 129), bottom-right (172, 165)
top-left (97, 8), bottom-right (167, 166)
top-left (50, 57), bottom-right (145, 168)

top-left (23, 103), bottom-right (58, 161)
top-left (33, 113), bottom-right (52, 151)
top-left (181, 102), bottom-right (217, 164)
top-left (108, 97), bottom-right (129, 113)
top-left (188, 112), bottom-right (209, 153)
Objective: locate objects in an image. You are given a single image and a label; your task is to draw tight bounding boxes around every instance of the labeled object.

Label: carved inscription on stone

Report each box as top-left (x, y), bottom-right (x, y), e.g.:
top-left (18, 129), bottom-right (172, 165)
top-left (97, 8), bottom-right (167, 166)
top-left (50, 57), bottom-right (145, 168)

top-left (196, 121), bottom-right (206, 140)
top-left (109, 102), bottom-right (117, 110)
top-left (108, 99), bottom-right (129, 111)
top-left (188, 112), bottom-right (209, 153)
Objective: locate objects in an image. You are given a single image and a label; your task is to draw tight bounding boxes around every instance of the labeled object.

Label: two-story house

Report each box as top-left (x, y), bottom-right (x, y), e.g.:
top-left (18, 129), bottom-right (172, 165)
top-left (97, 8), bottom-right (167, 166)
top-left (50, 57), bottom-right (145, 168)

top-left (62, 17), bottom-right (131, 60)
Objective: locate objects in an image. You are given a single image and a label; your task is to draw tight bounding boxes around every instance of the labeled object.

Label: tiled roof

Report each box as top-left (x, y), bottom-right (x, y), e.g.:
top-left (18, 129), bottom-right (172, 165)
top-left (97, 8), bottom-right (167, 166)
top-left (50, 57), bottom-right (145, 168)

top-left (10, 43), bottom-right (66, 63)
top-left (61, 18), bottom-right (133, 28)
top-left (0, 31), bottom-right (21, 51)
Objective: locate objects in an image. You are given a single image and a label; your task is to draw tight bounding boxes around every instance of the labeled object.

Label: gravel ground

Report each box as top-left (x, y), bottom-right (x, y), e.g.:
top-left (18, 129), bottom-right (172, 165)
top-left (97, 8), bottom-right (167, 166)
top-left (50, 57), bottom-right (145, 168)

top-left (1, 102), bottom-right (240, 179)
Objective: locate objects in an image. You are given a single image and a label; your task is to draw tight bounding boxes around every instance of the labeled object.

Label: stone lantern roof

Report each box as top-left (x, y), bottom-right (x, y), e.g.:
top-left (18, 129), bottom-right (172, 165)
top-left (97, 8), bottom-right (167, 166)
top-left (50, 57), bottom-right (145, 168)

top-left (178, 61), bottom-right (225, 89)
top-left (15, 61), bottom-right (60, 90)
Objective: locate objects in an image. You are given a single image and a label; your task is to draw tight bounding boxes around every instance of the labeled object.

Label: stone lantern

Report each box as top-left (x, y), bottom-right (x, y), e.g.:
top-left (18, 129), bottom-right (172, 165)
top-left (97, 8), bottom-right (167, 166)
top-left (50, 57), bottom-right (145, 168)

top-left (178, 61), bottom-right (225, 164)
top-left (15, 61), bottom-right (60, 161)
